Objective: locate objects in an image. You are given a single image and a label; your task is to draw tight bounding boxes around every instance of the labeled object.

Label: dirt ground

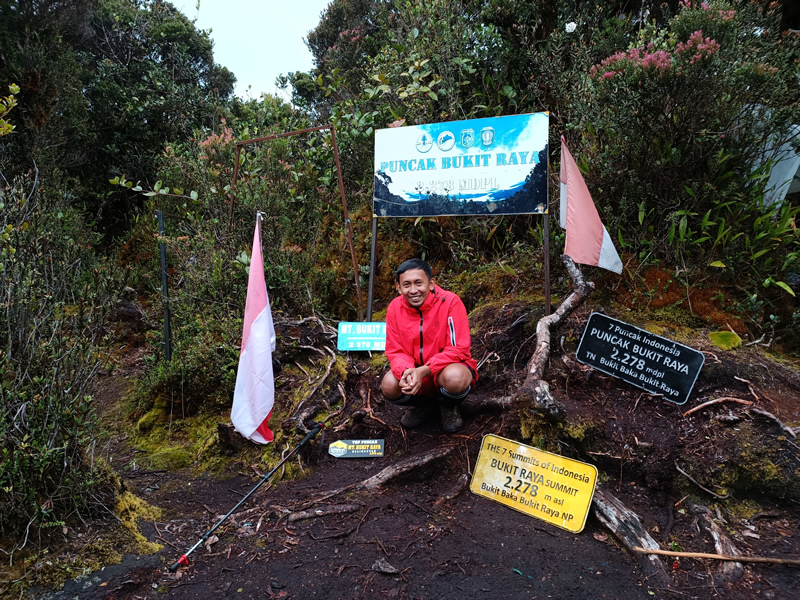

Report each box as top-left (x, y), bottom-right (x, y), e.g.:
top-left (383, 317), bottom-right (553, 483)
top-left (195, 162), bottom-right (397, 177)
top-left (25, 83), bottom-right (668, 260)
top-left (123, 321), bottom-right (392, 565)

top-left (25, 304), bottom-right (800, 600)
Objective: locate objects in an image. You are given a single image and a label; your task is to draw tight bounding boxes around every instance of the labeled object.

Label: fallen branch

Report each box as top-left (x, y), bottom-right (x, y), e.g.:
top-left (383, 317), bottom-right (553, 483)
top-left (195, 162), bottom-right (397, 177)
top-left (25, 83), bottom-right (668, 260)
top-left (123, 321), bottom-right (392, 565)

top-left (213, 505), bottom-right (265, 524)
top-left (514, 256), bottom-right (593, 423)
top-left (632, 547), bottom-right (800, 567)
top-left (361, 447), bottom-right (453, 489)
top-left (592, 488), bottom-right (670, 585)
top-left (682, 397), bottom-right (753, 418)
top-left (288, 503), bottom-right (361, 523)
top-left (748, 407), bottom-right (797, 439)
top-left (306, 447), bottom-right (454, 504)
top-left (309, 528), bottom-right (354, 540)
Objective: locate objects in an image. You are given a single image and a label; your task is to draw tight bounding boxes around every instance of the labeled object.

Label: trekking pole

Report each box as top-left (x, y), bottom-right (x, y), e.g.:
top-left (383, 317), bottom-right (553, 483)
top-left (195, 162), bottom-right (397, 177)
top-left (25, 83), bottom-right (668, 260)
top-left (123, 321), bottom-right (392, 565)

top-left (168, 421), bottom-right (325, 572)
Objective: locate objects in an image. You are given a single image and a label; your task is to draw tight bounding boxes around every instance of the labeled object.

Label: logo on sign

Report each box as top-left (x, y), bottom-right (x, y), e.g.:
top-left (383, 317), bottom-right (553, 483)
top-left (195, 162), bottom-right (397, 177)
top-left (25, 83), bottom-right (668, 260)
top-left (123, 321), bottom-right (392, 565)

top-left (480, 126), bottom-right (495, 146)
top-left (328, 440), bottom-right (348, 457)
top-left (460, 129), bottom-right (475, 148)
top-left (416, 133), bottom-right (434, 153)
top-left (437, 131), bottom-right (455, 151)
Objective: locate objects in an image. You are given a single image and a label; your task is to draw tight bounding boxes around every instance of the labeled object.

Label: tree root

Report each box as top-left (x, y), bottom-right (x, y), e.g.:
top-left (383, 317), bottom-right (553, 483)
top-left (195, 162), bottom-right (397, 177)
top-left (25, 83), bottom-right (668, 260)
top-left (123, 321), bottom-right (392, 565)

top-left (290, 346), bottom-right (336, 419)
top-left (460, 395), bottom-right (512, 416)
top-left (514, 256), bottom-right (594, 424)
top-left (433, 473), bottom-right (469, 510)
top-left (682, 397), bottom-right (753, 417)
top-left (748, 407), bottom-right (797, 439)
top-left (675, 461), bottom-right (728, 499)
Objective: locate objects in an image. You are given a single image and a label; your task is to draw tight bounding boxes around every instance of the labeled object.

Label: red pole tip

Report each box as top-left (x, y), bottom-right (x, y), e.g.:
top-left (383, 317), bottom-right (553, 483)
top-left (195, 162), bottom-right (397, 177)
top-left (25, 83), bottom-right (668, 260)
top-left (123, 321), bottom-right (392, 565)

top-left (178, 555), bottom-right (188, 565)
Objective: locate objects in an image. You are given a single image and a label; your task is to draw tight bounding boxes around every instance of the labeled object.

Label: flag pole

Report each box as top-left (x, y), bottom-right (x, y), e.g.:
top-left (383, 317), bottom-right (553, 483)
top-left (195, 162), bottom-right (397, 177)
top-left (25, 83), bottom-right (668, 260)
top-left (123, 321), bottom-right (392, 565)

top-left (544, 212), bottom-right (551, 316)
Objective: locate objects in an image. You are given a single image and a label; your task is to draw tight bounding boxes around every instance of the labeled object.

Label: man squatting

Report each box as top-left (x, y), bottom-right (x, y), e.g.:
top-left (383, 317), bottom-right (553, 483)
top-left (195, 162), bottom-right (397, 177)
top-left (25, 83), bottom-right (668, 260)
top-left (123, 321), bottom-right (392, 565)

top-left (381, 259), bottom-right (477, 433)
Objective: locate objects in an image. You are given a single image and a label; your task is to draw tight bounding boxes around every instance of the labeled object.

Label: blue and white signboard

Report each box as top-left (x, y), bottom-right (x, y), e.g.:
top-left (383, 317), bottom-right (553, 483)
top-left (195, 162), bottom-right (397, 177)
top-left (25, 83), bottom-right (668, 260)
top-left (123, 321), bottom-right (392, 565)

top-left (337, 322), bottom-right (386, 351)
top-left (373, 113), bottom-right (549, 217)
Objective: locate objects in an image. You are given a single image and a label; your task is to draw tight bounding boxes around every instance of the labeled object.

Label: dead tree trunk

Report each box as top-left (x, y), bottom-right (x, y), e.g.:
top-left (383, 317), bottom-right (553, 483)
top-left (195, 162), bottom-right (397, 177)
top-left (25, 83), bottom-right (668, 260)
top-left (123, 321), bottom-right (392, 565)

top-left (689, 503), bottom-right (744, 583)
top-left (593, 488), bottom-right (671, 586)
top-left (514, 256), bottom-right (594, 423)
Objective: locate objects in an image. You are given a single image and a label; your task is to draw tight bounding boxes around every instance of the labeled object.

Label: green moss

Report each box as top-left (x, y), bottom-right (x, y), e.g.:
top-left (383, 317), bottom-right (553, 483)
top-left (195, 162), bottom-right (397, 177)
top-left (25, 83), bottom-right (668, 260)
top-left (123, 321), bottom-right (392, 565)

top-left (446, 266), bottom-right (516, 305)
top-left (370, 353), bottom-right (389, 371)
top-left (722, 498), bottom-right (763, 520)
top-left (518, 408), bottom-right (560, 453)
top-left (143, 447), bottom-right (193, 470)
top-left (12, 495), bottom-right (162, 594)
top-left (709, 330), bottom-right (742, 350)
top-left (648, 304), bottom-right (704, 329)
top-left (20, 536), bottom-right (125, 592)
top-left (116, 491), bottom-right (163, 553)
top-left (561, 419), bottom-right (595, 443)
top-left (137, 408), bottom-right (164, 433)
top-left (710, 422), bottom-right (800, 500)
top-left (334, 355), bottom-right (349, 380)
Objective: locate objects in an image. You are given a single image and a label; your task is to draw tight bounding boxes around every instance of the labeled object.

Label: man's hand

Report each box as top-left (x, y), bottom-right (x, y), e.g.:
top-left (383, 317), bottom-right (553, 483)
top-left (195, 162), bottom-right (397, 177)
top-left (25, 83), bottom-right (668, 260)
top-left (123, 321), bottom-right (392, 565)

top-left (399, 365), bottom-right (431, 396)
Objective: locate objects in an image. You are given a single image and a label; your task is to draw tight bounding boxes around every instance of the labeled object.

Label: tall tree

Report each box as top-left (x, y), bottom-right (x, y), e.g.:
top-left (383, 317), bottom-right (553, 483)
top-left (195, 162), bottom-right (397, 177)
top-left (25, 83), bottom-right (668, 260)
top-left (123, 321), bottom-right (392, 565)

top-left (0, 0), bottom-right (235, 233)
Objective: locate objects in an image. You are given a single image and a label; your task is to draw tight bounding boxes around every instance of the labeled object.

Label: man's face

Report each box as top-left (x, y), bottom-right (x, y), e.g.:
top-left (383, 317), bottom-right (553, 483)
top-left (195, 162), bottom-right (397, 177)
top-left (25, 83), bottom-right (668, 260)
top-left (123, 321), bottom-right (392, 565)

top-left (396, 268), bottom-right (434, 308)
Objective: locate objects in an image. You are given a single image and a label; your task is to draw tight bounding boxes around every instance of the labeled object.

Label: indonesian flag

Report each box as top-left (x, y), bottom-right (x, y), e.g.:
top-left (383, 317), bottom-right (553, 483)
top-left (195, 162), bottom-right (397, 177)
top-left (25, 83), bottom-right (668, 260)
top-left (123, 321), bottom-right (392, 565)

top-left (559, 136), bottom-right (623, 274)
top-left (231, 215), bottom-right (276, 444)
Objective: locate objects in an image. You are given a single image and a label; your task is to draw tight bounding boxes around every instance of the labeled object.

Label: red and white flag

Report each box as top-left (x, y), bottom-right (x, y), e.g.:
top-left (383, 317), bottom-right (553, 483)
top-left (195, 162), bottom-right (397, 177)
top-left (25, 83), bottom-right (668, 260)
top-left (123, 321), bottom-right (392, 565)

top-left (559, 136), bottom-right (623, 274)
top-left (231, 215), bottom-right (276, 444)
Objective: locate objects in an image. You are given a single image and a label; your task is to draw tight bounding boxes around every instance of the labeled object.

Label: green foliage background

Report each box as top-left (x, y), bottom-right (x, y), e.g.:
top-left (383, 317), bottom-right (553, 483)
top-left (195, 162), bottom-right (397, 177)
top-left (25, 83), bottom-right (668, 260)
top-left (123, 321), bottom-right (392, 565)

top-left (0, 0), bottom-right (798, 559)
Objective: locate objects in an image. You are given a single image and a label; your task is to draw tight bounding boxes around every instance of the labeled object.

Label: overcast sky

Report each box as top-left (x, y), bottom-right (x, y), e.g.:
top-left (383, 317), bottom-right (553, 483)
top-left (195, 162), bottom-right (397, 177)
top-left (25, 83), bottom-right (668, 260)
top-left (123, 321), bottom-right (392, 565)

top-left (170, 0), bottom-right (332, 100)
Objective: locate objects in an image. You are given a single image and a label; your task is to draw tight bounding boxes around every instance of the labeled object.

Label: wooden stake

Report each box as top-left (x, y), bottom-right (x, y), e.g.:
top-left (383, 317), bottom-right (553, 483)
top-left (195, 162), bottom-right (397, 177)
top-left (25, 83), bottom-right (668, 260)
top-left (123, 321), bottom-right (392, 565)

top-left (633, 546), bottom-right (800, 567)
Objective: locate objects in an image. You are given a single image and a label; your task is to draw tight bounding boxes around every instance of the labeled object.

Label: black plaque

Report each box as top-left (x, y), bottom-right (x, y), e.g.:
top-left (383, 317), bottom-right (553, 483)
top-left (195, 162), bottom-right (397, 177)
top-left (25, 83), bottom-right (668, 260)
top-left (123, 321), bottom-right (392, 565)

top-left (576, 313), bottom-right (704, 405)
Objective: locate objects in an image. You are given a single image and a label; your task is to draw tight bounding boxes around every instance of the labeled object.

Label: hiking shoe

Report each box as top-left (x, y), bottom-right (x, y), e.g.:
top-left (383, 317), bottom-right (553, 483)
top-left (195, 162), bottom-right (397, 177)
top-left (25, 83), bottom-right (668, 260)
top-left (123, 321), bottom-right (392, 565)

top-left (400, 405), bottom-right (433, 428)
top-left (440, 404), bottom-right (463, 433)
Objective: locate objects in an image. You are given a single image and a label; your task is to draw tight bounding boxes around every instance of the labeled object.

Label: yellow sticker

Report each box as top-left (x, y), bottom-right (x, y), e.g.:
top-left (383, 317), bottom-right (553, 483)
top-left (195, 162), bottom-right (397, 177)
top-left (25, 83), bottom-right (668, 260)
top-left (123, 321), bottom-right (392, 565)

top-left (470, 434), bottom-right (598, 533)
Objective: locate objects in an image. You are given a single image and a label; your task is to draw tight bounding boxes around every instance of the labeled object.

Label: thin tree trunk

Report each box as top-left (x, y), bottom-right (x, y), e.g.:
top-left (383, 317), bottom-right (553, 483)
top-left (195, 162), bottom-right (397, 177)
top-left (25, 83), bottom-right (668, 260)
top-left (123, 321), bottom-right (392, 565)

top-left (513, 255), bottom-right (594, 423)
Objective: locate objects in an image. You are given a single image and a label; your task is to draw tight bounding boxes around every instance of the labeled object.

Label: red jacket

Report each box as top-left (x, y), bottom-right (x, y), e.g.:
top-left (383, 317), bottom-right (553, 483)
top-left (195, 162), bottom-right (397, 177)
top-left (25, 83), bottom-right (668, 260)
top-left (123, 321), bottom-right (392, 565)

top-left (385, 285), bottom-right (478, 382)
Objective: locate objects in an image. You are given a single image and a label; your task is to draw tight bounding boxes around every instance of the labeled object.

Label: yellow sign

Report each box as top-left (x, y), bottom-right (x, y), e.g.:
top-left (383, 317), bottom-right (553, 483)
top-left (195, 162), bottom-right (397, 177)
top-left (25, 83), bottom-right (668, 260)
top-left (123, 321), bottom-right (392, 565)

top-left (328, 439), bottom-right (384, 458)
top-left (470, 434), bottom-right (597, 533)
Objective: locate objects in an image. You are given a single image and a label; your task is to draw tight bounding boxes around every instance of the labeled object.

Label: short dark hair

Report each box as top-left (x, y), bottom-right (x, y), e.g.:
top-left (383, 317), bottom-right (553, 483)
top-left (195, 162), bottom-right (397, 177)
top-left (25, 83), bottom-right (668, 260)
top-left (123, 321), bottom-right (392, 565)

top-left (396, 258), bottom-right (433, 282)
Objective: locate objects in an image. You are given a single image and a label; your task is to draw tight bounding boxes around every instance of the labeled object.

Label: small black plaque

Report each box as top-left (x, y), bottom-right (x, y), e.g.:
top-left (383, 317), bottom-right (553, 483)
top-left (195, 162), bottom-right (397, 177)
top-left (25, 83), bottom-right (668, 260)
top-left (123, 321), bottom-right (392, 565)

top-left (576, 313), bottom-right (704, 405)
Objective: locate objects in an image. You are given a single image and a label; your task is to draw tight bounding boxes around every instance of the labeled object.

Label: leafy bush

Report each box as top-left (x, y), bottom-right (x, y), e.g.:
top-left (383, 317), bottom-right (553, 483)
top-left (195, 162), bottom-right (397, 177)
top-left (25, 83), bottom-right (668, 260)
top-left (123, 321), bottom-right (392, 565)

top-left (0, 172), bottom-right (119, 546)
top-left (569, 1), bottom-right (799, 279)
top-left (121, 105), bottom-right (363, 414)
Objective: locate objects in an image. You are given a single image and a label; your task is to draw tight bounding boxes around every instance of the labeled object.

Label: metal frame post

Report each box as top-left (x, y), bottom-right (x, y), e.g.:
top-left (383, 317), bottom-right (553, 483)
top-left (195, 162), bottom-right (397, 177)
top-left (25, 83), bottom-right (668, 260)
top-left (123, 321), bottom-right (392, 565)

top-left (367, 216), bottom-right (378, 321)
top-left (544, 213), bottom-right (551, 316)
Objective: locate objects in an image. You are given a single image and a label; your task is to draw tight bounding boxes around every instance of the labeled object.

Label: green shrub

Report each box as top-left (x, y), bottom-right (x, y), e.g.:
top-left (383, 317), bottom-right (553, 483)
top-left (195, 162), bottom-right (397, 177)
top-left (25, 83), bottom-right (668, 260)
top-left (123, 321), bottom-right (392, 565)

top-left (572, 1), bottom-right (799, 281)
top-left (0, 173), bottom-right (119, 546)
